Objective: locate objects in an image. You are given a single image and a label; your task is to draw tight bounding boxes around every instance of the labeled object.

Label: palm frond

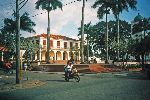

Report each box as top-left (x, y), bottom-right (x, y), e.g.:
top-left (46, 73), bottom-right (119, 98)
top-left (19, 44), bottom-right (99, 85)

top-left (35, 0), bottom-right (63, 11)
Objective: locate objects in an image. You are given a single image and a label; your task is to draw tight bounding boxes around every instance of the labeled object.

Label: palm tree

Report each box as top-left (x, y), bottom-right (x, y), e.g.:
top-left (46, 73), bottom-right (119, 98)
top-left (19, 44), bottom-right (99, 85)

top-left (1, 12), bottom-right (36, 51)
top-left (111, 0), bottom-right (137, 60)
top-left (92, 0), bottom-right (112, 63)
top-left (35, 0), bottom-right (63, 64)
top-left (0, 11), bottom-right (36, 84)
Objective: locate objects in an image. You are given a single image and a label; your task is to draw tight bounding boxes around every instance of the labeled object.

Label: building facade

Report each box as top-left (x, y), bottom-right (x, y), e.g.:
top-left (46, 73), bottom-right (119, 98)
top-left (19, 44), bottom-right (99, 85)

top-left (31, 33), bottom-right (80, 62)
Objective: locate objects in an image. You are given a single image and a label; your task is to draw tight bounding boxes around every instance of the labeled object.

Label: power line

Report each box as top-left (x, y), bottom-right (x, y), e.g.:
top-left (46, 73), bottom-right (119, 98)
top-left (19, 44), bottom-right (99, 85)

top-left (31, 0), bottom-right (81, 18)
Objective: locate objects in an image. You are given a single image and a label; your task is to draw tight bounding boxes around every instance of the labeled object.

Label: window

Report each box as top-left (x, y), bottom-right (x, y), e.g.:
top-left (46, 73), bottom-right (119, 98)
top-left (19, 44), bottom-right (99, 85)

top-left (64, 42), bottom-right (67, 49)
top-left (75, 43), bottom-right (78, 49)
top-left (57, 41), bottom-right (60, 48)
top-left (70, 42), bottom-right (73, 48)
top-left (43, 40), bottom-right (46, 45)
top-left (50, 40), bottom-right (53, 48)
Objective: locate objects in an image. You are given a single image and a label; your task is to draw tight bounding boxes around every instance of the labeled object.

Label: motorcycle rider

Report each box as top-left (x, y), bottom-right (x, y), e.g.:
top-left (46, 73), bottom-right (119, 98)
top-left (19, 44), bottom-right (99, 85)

top-left (64, 61), bottom-right (73, 77)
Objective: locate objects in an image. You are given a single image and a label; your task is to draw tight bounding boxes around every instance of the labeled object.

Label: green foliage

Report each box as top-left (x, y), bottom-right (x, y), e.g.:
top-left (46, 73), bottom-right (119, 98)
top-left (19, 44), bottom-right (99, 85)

top-left (78, 20), bottom-right (131, 59)
top-left (132, 17), bottom-right (150, 34)
top-left (20, 37), bottom-right (39, 61)
top-left (35, 0), bottom-right (63, 11)
top-left (92, 0), bottom-right (137, 19)
top-left (127, 64), bottom-right (141, 69)
top-left (129, 17), bottom-right (150, 62)
top-left (0, 12), bottom-right (36, 59)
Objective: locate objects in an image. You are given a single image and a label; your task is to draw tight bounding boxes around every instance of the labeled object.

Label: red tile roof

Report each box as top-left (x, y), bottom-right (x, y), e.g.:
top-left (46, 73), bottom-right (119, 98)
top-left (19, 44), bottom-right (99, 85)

top-left (0, 46), bottom-right (8, 52)
top-left (33, 33), bottom-right (79, 41)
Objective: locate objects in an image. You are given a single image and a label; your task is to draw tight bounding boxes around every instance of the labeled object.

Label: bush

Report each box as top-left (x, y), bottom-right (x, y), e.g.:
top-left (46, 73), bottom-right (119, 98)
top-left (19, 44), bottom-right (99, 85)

top-left (127, 64), bottom-right (141, 69)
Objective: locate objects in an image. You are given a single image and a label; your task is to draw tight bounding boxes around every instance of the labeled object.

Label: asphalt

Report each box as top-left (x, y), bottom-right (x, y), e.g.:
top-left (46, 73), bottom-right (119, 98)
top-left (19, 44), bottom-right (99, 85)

top-left (0, 70), bottom-right (150, 100)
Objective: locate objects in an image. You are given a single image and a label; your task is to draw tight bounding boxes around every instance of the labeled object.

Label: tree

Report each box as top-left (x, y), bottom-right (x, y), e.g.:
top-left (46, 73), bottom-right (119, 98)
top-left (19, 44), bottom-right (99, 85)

top-left (130, 17), bottom-right (150, 67)
top-left (35, 0), bottom-right (63, 63)
top-left (0, 12), bottom-right (36, 57)
top-left (20, 37), bottom-right (39, 61)
top-left (132, 17), bottom-right (150, 36)
top-left (92, 0), bottom-right (112, 63)
top-left (111, 0), bottom-right (137, 60)
top-left (108, 20), bottom-right (131, 61)
top-left (78, 22), bottom-right (92, 62)
top-left (78, 21), bottom-right (106, 60)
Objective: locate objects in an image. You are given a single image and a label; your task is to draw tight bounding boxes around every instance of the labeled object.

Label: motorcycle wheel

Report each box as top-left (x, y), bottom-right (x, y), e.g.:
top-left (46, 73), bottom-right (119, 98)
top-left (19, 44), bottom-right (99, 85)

top-left (65, 77), bottom-right (69, 82)
top-left (74, 75), bottom-right (80, 82)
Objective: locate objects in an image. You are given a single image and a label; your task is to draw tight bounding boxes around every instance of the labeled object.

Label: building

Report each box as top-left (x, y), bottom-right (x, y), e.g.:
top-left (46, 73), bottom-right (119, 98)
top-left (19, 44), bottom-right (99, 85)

top-left (30, 33), bottom-right (80, 62)
top-left (131, 13), bottom-right (145, 40)
top-left (0, 45), bottom-right (8, 61)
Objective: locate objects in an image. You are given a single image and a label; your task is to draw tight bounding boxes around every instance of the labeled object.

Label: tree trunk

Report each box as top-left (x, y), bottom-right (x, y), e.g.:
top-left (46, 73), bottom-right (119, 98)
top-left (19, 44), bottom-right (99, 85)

top-left (117, 13), bottom-right (120, 61)
top-left (106, 8), bottom-right (108, 64)
top-left (46, 9), bottom-right (50, 64)
top-left (87, 33), bottom-right (89, 63)
top-left (141, 53), bottom-right (145, 70)
top-left (80, 0), bottom-right (85, 63)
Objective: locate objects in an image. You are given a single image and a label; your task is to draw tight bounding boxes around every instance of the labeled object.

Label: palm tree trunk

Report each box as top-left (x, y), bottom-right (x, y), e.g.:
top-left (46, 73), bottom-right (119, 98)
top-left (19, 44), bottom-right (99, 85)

top-left (141, 53), bottom-right (145, 70)
top-left (46, 3), bottom-right (50, 64)
top-left (106, 8), bottom-right (108, 64)
top-left (87, 33), bottom-right (89, 63)
top-left (117, 13), bottom-right (120, 61)
top-left (81, 0), bottom-right (85, 63)
top-left (16, 0), bottom-right (20, 84)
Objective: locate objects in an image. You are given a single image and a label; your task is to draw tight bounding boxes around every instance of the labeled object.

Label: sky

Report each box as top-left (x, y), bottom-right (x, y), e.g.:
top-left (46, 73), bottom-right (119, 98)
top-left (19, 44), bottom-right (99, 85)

top-left (0, 0), bottom-right (150, 39)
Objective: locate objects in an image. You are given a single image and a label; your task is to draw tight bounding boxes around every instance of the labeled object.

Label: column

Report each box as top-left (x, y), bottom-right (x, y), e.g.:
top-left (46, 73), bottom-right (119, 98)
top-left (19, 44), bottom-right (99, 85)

top-left (39, 49), bottom-right (42, 61)
top-left (67, 51), bottom-right (70, 60)
top-left (60, 51), bottom-right (63, 60)
top-left (53, 50), bottom-right (57, 60)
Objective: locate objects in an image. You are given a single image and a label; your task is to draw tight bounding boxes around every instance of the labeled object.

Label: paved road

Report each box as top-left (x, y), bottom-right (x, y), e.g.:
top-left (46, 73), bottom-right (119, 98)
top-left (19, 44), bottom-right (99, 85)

top-left (0, 71), bottom-right (150, 100)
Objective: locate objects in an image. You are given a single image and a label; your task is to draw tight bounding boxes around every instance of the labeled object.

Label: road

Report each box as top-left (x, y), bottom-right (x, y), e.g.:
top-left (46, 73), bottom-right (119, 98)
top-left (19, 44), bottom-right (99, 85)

top-left (0, 71), bottom-right (150, 100)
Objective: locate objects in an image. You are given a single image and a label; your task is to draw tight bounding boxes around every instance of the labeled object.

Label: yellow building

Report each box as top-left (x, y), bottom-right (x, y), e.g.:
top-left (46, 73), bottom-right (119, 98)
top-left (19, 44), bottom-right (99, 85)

top-left (32, 33), bottom-right (80, 63)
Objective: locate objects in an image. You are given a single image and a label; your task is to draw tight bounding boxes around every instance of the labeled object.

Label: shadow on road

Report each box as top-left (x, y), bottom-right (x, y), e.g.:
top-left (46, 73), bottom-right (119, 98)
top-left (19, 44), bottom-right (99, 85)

top-left (113, 71), bottom-right (149, 80)
top-left (44, 79), bottom-right (66, 82)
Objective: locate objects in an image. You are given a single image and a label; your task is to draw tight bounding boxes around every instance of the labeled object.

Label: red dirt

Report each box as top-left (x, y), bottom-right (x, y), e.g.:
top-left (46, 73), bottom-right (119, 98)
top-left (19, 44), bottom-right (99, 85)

top-left (89, 64), bottom-right (115, 73)
top-left (89, 64), bottom-right (141, 73)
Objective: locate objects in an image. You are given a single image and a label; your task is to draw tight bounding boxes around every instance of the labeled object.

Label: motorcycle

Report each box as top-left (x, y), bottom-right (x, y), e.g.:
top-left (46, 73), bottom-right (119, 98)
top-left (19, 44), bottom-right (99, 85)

top-left (64, 68), bottom-right (80, 82)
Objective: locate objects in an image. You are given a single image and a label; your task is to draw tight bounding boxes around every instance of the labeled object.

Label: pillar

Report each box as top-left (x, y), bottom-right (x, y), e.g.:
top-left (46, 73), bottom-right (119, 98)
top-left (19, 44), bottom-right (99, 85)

top-left (54, 50), bottom-right (57, 60)
top-left (60, 51), bottom-right (63, 60)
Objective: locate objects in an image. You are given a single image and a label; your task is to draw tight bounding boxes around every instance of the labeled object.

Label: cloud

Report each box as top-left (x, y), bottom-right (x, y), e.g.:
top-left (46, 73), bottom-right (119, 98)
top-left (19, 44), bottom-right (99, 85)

top-left (0, 0), bottom-right (100, 39)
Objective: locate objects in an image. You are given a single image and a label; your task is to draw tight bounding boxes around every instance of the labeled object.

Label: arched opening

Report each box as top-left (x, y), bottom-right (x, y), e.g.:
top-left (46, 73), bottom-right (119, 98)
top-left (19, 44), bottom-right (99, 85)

top-left (50, 51), bottom-right (54, 60)
top-left (41, 51), bottom-right (46, 61)
top-left (69, 52), bottom-right (74, 59)
top-left (56, 51), bottom-right (61, 60)
top-left (63, 51), bottom-right (68, 60)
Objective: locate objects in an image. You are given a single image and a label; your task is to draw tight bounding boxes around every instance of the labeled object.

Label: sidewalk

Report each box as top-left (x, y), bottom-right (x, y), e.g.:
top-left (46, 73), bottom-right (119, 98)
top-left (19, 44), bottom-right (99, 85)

top-left (0, 71), bottom-right (45, 92)
top-left (0, 69), bottom-right (95, 92)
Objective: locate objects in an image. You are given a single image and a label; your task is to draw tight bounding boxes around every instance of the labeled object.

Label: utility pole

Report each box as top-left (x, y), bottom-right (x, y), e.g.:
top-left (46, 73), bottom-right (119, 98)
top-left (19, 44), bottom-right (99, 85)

top-left (16, 0), bottom-right (20, 84)
top-left (15, 0), bottom-right (29, 84)
top-left (80, 0), bottom-right (85, 63)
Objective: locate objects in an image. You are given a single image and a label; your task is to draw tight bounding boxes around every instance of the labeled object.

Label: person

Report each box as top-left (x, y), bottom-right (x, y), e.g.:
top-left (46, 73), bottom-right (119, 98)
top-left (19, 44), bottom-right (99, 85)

top-left (70, 56), bottom-right (75, 64)
top-left (24, 62), bottom-right (28, 71)
top-left (53, 57), bottom-right (55, 63)
top-left (93, 58), bottom-right (97, 64)
top-left (64, 61), bottom-right (73, 77)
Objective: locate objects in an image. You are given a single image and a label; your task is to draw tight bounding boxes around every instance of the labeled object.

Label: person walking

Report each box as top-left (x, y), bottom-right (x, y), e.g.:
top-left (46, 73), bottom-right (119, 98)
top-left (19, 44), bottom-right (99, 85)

top-left (24, 62), bottom-right (28, 72)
